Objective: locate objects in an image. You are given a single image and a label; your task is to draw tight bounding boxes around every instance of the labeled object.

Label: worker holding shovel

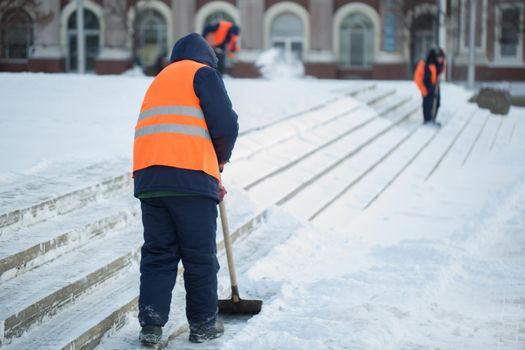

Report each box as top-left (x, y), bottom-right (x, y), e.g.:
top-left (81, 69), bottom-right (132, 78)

top-left (132, 33), bottom-right (240, 346)
top-left (414, 48), bottom-right (446, 126)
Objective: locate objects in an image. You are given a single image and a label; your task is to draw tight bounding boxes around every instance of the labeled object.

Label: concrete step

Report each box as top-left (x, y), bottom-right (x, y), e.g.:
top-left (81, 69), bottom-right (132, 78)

top-left (312, 123), bottom-right (441, 228)
top-left (336, 83), bottom-right (376, 97)
top-left (356, 88), bottom-right (396, 106)
top-left (468, 115), bottom-right (510, 164)
top-left (230, 107), bottom-right (378, 190)
top-left (424, 107), bottom-right (482, 181)
top-left (238, 83), bottom-right (374, 137)
top-left (2, 266), bottom-right (139, 350)
top-left (347, 83), bottom-right (377, 97)
top-left (0, 192), bottom-right (138, 283)
top-left (375, 94), bottom-right (413, 117)
top-left (456, 112), bottom-right (491, 168)
top-left (353, 104), bottom-right (478, 203)
top-left (490, 109), bottom-right (522, 150)
top-left (282, 118), bottom-right (419, 221)
top-left (0, 159), bottom-right (130, 215)
top-left (508, 111), bottom-right (525, 148)
top-left (0, 172), bottom-right (132, 236)
top-left (232, 97), bottom-right (361, 162)
top-left (358, 125), bottom-right (440, 210)
top-left (1, 191), bottom-right (268, 350)
top-left (247, 102), bottom-right (417, 209)
top-left (0, 221), bottom-right (142, 344)
top-left (381, 100), bottom-right (420, 129)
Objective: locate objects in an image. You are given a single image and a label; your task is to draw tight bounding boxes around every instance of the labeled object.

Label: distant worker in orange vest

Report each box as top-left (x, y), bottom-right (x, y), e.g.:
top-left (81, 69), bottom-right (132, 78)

top-left (414, 48), bottom-right (446, 126)
top-left (133, 33), bottom-right (238, 346)
top-left (202, 20), bottom-right (240, 75)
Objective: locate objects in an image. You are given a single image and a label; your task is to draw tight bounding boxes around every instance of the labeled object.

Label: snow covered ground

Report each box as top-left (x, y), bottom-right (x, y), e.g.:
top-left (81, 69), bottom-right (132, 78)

top-left (0, 73), bottom-right (352, 178)
top-left (0, 72), bottom-right (524, 350)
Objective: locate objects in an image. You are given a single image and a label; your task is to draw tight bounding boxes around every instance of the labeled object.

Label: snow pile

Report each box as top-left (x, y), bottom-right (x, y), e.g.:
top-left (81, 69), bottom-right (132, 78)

top-left (255, 48), bottom-right (305, 79)
top-left (121, 66), bottom-right (146, 77)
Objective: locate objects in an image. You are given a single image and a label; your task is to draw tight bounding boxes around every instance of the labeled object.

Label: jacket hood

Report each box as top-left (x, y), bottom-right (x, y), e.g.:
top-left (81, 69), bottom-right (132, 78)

top-left (169, 33), bottom-right (218, 68)
top-left (426, 47), bottom-right (445, 65)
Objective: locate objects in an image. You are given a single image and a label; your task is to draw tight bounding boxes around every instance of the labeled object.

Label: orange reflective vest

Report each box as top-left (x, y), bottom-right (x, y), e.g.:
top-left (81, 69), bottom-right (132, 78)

top-left (206, 20), bottom-right (233, 47)
top-left (133, 60), bottom-right (220, 181)
top-left (227, 34), bottom-right (239, 58)
top-left (414, 60), bottom-right (437, 97)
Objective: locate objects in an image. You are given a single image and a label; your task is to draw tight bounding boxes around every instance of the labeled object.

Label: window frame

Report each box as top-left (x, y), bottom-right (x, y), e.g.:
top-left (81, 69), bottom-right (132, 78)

top-left (134, 8), bottom-right (168, 67)
top-left (494, 2), bottom-right (524, 65)
top-left (66, 8), bottom-right (101, 72)
top-left (338, 12), bottom-right (374, 68)
top-left (0, 8), bottom-right (34, 62)
top-left (270, 11), bottom-right (305, 61)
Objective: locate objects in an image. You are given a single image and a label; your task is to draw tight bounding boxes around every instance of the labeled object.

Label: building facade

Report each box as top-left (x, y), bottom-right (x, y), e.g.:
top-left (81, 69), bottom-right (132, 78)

top-left (1, 0), bottom-right (524, 80)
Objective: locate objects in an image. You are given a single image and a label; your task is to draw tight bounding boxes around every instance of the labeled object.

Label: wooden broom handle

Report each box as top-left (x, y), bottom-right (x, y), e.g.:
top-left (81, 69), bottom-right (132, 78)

top-left (219, 201), bottom-right (240, 302)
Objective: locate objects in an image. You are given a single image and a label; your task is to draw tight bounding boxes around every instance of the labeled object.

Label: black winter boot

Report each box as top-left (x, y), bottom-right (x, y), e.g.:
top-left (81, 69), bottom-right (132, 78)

top-left (139, 325), bottom-right (162, 345)
top-left (189, 319), bottom-right (224, 343)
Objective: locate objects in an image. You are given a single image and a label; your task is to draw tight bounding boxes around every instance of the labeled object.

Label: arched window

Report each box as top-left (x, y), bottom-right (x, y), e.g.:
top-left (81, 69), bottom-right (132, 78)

top-left (411, 13), bottom-right (436, 67)
top-left (204, 11), bottom-right (235, 28)
top-left (270, 12), bottom-right (304, 60)
top-left (67, 9), bottom-right (100, 72)
top-left (339, 13), bottom-right (374, 67)
top-left (499, 7), bottom-right (520, 58)
top-left (1, 9), bottom-right (33, 60)
top-left (134, 9), bottom-right (167, 67)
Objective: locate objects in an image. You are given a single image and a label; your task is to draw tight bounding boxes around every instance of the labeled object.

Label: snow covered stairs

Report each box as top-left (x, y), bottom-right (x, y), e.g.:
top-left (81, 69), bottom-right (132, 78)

top-left (0, 165), bottom-right (139, 347)
top-left (312, 104), bottom-right (520, 230)
top-left (231, 86), bottom-right (420, 214)
top-left (0, 83), bottom-right (430, 349)
top-left (0, 159), bottom-right (131, 236)
top-left (0, 167), bottom-right (269, 349)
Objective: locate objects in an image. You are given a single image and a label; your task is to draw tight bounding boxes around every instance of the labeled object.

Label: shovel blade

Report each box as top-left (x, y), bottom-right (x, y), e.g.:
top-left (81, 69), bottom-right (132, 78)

top-left (218, 298), bottom-right (262, 315)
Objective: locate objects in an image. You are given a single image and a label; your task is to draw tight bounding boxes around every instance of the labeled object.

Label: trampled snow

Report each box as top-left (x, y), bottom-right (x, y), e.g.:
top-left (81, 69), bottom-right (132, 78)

top-left (0, 72), bottom-right (524, 350)
top-left (0, 73), bottom-right (347, 178)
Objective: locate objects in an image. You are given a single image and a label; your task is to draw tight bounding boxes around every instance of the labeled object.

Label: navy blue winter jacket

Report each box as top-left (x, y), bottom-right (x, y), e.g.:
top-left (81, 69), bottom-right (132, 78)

top-left (133, 33), bottom-right (239, 202)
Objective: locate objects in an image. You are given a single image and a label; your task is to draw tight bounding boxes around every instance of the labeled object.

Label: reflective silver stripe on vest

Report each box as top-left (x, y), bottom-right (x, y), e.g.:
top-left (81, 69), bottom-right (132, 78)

top-left (135, 124), bottom-right (211, 140)
top-left (138, 106), bottom-right (205, 122)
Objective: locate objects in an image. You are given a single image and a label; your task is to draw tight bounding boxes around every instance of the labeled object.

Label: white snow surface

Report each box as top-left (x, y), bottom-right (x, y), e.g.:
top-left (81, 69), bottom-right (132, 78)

top-left (0, 72), bottom-right (524, 349)
top-left (0, 73), bottom-right (347, 180)
top-left (255, 47), bottom-right (305, 79)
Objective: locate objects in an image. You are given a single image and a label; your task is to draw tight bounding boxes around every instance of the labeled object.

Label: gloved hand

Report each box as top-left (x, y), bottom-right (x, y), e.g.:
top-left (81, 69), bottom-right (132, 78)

top-left (219, 183), bottom-right (227, 202)
top-left (219, 161), bottom-right (227, 173)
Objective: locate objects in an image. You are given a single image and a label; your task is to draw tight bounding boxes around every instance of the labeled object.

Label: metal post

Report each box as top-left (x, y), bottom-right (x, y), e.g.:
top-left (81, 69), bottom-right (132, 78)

top-left (76, 0), bottom-right (85, 73)
top-left (438, 0), bottom-right (446, 50)
top-left (438, 0), bottom-right (447, 80)
top-left (467, 0), bottom-right (476, 90)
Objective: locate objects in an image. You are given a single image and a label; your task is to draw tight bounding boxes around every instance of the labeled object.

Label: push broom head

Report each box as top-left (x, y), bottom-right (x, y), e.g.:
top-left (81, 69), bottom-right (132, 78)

top-left (218, 286), bottom-right (262, 315)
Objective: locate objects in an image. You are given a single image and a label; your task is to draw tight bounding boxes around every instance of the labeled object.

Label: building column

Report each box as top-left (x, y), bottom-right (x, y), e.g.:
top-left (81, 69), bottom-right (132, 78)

top-left (28, 0), bottom-right (65, 72)
top-left (228, 0), bottom-right (264, 77)
top-left (309, 0), bottom-right (333, 52)
top-left (172, 0), bottom-right (195, 41)
top-left (372, 0), bottom-right (407, 79)
top-left (306, 0), bottom-right (336, 78)
top-left (96, 0), bottom-right (131, 74)
top-left (237, 0), bottom-right (264, 61)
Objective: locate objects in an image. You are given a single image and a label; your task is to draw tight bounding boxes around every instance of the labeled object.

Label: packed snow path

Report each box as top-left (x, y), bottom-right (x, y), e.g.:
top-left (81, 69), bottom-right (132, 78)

top-left (0, 77), bottom-right (523, 349)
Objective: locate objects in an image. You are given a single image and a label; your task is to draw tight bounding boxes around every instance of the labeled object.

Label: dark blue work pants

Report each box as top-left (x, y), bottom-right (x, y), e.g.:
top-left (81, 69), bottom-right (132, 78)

top-left (423, 90), bottom-right (441, 122)
top-left (138, 196), bottom-right (219, 328)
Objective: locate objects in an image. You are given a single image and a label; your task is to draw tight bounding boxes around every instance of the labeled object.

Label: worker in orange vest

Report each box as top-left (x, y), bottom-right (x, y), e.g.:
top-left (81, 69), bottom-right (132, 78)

top-left (133, 33), bottom-right (238, 345)
top-left (202, 20), bottom-right (240, 75)
top-left (414, 48), bottom-right (446, 126)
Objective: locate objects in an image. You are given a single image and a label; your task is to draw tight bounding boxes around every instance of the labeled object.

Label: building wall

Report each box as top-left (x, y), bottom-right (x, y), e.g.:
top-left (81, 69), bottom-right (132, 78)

top-left (265, 0), bottom-right (309, 11)
top-left (0, 0), bottom-right (523, 81)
